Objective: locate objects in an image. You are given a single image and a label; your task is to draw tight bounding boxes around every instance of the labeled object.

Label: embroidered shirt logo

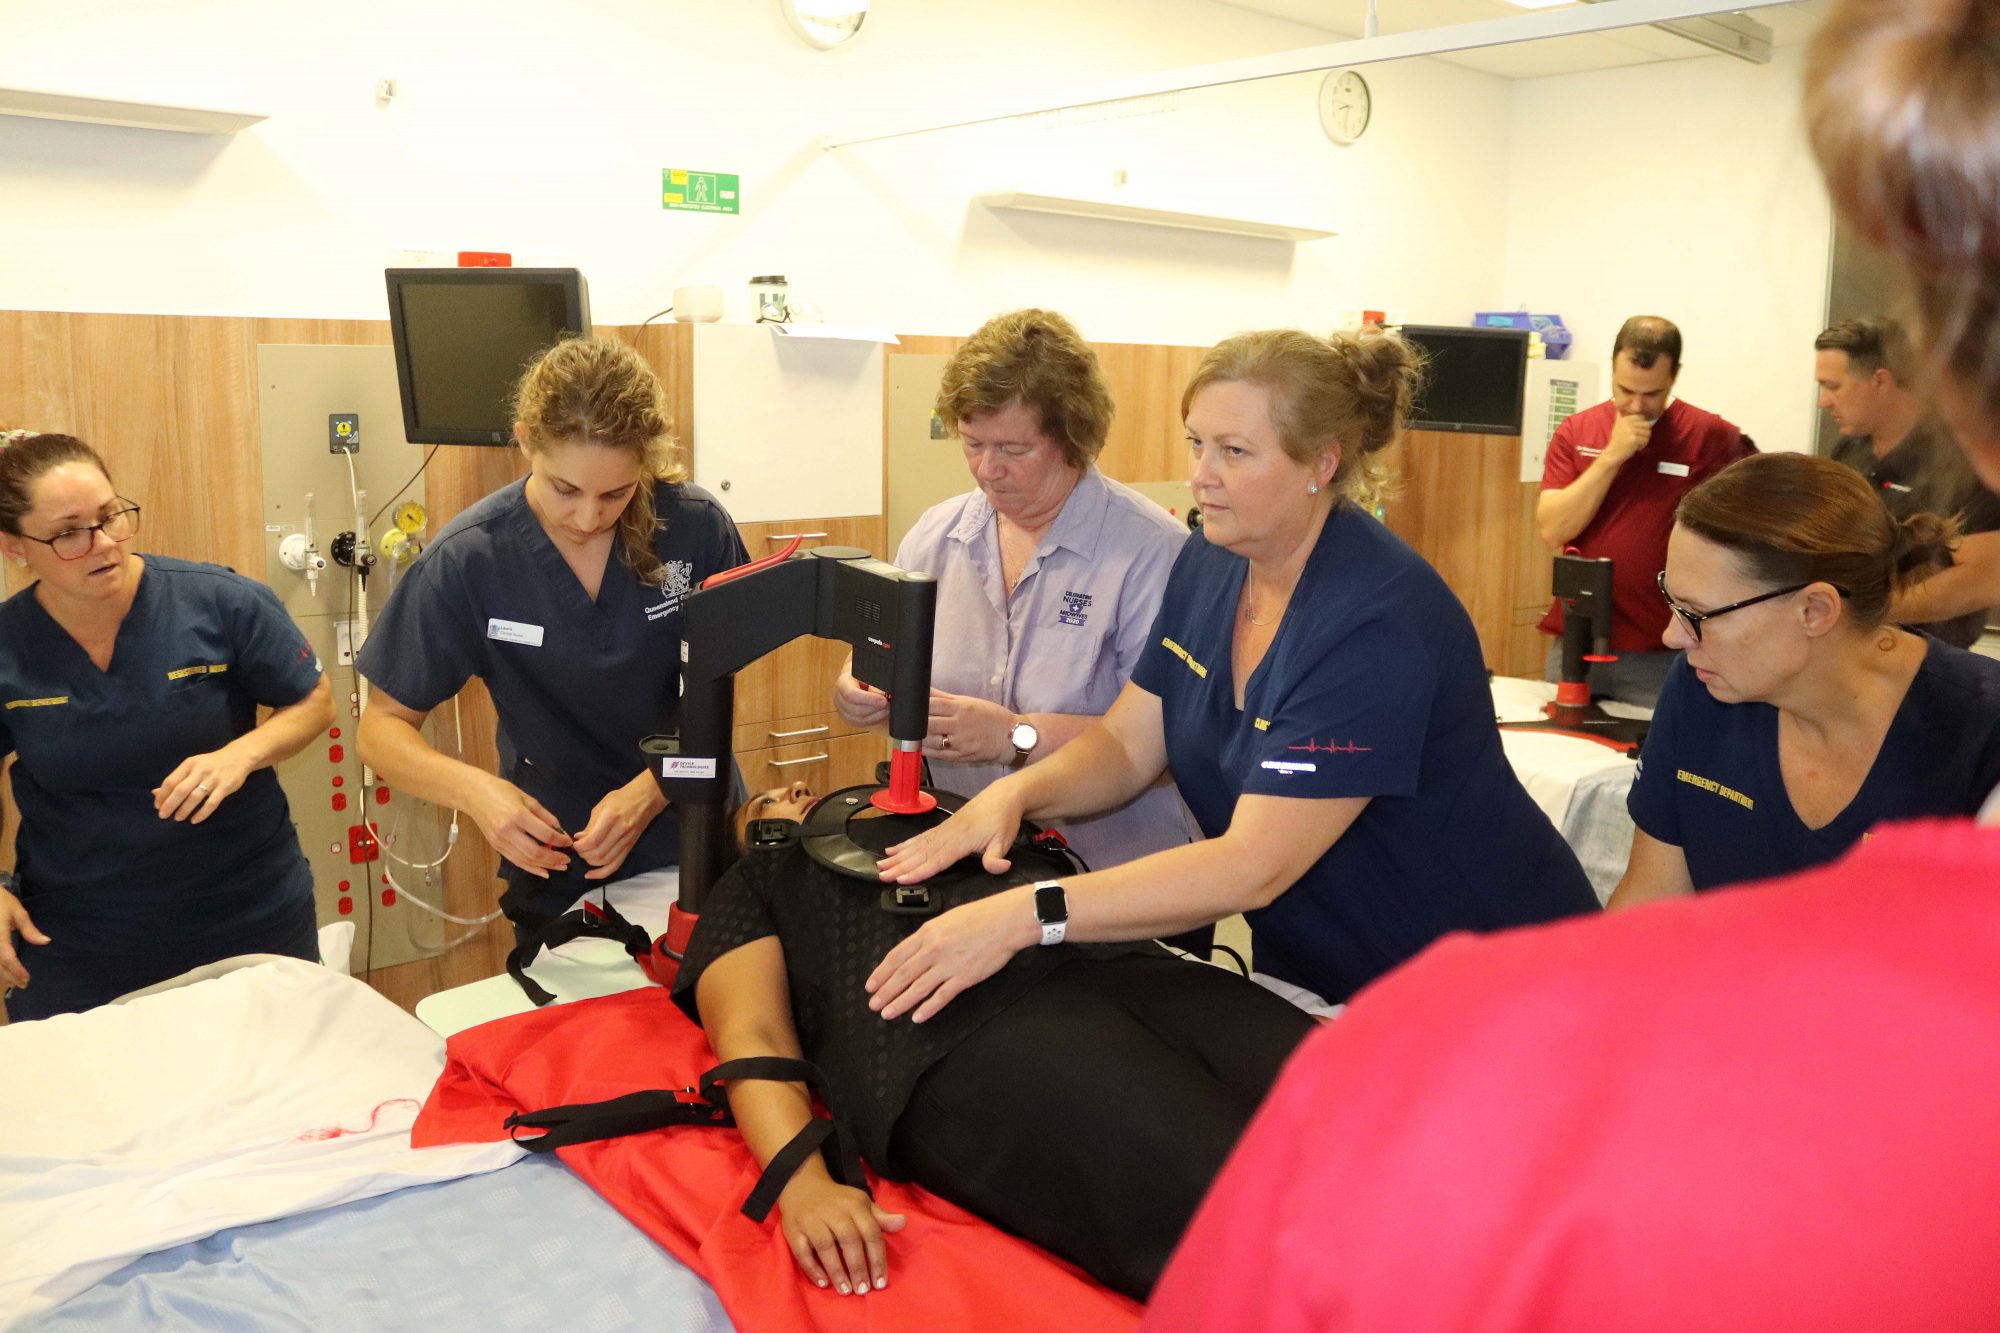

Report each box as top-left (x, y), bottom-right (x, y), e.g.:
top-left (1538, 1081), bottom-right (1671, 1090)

top-left (1676, 767), bottom-right (1754, 810)
top-left (1287, 738), bottom-right (1373, 754)
top-left (4, 695), bottom-right (68, 710)
top-left (1057, 590), bottom-right (1094, 627)
top-left (1161, 637), bottom-right (1208, 679)
top-left (647, 560), bottom-right (696, 622)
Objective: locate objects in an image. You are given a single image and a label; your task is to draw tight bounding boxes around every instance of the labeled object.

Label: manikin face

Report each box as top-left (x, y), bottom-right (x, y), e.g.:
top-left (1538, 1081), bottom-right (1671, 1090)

top-left (0, 461), bottom-right (135, 602)
top-left (1185, 380), bottom-right (1333, 562)
top-left (520, 433), bottom-right (644, 549)
top-left (1609, 351), bottom-right (1677, 421)
top-left (958, 402), bottom-right (1078, 524)
top-left (736, 781), bottom-right (819, 847)
top-left (1814, 348), bottom-right (1900, 438)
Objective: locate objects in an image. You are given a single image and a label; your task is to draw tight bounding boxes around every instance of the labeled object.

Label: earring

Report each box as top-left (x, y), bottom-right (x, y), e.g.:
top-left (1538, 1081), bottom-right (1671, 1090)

top-left (1307, 483), bottom-right (1320, 495)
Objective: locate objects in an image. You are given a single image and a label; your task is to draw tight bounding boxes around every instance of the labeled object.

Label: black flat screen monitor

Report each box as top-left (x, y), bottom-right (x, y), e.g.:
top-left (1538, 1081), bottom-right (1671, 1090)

top-left (385, 267), bottom-right (592, 446)
top-left (1401, 324), bottom-right (1529, 436)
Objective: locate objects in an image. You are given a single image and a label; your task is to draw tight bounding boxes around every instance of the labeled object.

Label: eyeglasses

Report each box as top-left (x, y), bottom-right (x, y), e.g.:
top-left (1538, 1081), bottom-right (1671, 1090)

top-left (24, 501), bottom-right (142, 561)
top-left (1655, 569), bottom-right (1847, 643)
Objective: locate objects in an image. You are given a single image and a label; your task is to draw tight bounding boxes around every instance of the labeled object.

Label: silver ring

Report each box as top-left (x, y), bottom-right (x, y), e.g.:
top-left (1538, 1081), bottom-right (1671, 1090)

top-left (195, 783), bottom-right (211, 792)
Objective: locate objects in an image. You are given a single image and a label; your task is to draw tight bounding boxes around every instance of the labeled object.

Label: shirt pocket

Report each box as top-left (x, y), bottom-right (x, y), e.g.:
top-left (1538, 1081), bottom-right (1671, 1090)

top-left (164, 663), bottom-right (232, 694)
top-left (1015, 619), bottom-right (1120, 715)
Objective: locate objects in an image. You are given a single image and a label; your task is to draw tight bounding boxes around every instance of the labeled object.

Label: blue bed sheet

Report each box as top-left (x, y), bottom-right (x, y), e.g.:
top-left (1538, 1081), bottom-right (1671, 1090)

top-left (23, 1155), bottom-right (733, 1332)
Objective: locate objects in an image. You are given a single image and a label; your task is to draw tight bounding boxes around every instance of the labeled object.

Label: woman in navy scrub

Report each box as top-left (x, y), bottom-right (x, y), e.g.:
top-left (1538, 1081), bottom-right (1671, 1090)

top-left (1610, 452), bottom-right (2000, 907)
top-left (867, 330), bottom-right (1597, 1019)
top-left (355, 337), bottom-right (747, 926)
top-left (0, 432), bottom-right (333, 1020)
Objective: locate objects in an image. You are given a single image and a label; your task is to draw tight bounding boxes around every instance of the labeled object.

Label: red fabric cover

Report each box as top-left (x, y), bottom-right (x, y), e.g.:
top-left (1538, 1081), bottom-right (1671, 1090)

top-left (1145, 818), bottom-right (2000, 1333)
top-left (1536, 398), bottom-right (1752, 652)
top-left (413, 987), bottom-right (1141, 1332)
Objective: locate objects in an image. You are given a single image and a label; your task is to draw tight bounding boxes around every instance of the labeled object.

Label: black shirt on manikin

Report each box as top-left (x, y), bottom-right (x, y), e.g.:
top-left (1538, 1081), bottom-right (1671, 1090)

top-left (671, 811), bottom-right (1159, 1169)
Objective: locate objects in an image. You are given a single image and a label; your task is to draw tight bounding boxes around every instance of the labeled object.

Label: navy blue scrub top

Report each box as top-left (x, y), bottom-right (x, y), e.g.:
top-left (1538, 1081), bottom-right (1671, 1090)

top-left (1131, 504), bottom-right (1597, 1004)
top-left (0, 555), bottom-right (324, 952)
top-left (1629, 641), bottom-right (2000, 891)
top-left (356, 479), bottom-right (748, 908)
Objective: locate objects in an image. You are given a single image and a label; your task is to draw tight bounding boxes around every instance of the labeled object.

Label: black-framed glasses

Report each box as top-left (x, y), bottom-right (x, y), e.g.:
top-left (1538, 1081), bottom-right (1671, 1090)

top-left (24, 501), bottom-right (141, 560)
top-left (1656, 569), bottom-right (1847, 643)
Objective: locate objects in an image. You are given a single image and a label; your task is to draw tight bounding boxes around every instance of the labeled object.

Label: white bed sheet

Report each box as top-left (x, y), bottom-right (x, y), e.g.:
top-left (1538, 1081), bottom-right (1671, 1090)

top-left (0, 957), bottom-right (521, 1327)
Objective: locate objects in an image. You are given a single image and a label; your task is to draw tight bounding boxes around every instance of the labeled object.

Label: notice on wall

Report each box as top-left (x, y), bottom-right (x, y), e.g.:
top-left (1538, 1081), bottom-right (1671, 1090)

top-left (1520, 361), bottom-right (1599, 483)
top-left (662, 168), bottom-right (740, 214)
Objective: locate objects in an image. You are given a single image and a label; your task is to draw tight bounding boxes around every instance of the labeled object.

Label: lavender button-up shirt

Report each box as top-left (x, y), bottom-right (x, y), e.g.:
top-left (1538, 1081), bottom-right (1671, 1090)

top-left (895, 466), bottom-right (1200, 870)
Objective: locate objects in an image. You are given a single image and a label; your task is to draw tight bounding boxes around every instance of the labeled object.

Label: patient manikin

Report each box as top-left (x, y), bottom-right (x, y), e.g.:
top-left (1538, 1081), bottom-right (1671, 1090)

top-left (669, 781), bottom-right (1315, 1301)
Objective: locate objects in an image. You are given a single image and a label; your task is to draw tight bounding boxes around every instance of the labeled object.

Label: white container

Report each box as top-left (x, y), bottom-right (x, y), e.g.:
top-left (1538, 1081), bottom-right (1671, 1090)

top-left (672, 285), bottom-right (723, 323)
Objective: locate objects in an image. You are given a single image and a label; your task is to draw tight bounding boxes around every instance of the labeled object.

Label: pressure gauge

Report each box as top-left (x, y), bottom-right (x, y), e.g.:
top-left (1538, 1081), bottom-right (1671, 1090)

top-left (394, 501), bottom-right (426, 534)
top-left (1319, 69), bottom-right (1372, 146)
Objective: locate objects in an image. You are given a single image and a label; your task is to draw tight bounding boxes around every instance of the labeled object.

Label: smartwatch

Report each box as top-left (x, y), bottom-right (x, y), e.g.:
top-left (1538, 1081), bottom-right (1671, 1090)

top-left (1008, 718), bottom-right (1040, 769)
top-left (1032, 880), bottom-right (1068, 946)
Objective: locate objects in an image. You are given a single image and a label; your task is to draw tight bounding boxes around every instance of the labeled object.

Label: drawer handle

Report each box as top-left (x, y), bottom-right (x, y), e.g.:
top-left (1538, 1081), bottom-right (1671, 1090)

top-left (769, 725), bottom-right (830, 739)
top-left (766, 532), bottom-right (830, 541)
top-left (768, 753), bottom-right (829, 768)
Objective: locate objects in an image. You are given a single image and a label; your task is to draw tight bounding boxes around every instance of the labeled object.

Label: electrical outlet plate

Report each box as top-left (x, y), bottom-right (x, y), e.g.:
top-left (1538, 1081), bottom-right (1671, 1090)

top-left (330, 413), bottom-right (359, 454)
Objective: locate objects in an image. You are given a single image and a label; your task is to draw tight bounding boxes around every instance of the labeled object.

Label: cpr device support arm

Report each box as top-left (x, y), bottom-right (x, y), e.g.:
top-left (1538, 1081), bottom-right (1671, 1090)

top-left (645, 546), bottom-right (937, 918)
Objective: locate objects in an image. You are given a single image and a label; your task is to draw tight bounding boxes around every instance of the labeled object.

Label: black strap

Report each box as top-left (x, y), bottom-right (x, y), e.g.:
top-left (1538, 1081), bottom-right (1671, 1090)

top-left (504, 1087), bottom-right (732, 1154)
top-left (500, 887), bottom-right (653, 1007)
top-left (501, 1056), bottom-right (869, 1222)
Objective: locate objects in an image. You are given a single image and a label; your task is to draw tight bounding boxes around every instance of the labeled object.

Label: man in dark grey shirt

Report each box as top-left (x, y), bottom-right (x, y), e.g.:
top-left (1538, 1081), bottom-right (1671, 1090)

top-left (1818, 317), bottom-right (2000, 648)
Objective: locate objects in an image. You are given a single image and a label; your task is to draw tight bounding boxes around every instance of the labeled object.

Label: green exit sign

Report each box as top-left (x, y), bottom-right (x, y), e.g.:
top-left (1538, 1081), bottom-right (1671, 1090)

top-left (663, 168), bottom-right (739, 214)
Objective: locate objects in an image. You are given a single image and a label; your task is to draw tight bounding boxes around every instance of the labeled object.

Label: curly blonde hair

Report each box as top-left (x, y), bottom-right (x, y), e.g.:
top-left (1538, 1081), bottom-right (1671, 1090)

top-left (513, 336), bottom-right (686, 585)
top-left (935, 310), bottom-right (1114, 470)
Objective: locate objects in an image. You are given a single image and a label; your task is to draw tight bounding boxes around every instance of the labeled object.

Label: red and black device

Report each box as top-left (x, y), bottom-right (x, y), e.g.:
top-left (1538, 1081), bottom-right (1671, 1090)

top-left (1501, 552), bottom-right (1649, 755)
top-left (640, 545), bottom-right (939, 983)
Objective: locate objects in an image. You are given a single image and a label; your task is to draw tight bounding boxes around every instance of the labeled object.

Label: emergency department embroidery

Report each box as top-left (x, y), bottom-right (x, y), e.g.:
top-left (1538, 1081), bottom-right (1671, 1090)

top-left (1161, 637), bottom-right (1208, 679)
top-left (4, 695), bottom-right (68, 710)
top-left (1676, 768), bottom-right (1754, 810)
top-left (1058, 590), bottom-right (1093, 627)
top-left (165, 664), bottom-right (231, 681)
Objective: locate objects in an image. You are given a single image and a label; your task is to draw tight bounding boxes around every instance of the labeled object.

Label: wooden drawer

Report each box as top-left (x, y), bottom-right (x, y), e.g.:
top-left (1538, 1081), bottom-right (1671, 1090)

top-left (733, 708), bottom-right (867, 756)
top-left (731, 514), bottom-right (890, 726)
top-left (735, 730), bottom-right (889, 799)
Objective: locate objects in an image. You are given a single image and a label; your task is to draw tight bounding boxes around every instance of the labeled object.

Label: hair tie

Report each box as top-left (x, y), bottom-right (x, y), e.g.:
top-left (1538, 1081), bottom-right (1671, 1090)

top-left (0, 429), bottom-right (35, 448)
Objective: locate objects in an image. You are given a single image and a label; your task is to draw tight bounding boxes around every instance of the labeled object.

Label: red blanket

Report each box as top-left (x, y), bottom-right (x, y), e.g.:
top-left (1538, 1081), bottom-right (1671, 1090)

top-left (414, 987), bottom-right (1141, 1331)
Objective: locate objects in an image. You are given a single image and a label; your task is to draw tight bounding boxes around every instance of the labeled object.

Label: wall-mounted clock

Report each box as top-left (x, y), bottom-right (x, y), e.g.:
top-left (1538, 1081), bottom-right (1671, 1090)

top-left (779, 0), bottom-right (871, 50)
top-left (1319, 69), bottom-right (1372, 145)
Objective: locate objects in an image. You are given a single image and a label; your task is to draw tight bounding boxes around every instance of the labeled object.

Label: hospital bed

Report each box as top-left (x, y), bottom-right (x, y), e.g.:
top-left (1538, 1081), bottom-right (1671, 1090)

top-left (1492, 675), bottom-right (1645, 902)
top-left (2, 944), bottom-right (731, 1332)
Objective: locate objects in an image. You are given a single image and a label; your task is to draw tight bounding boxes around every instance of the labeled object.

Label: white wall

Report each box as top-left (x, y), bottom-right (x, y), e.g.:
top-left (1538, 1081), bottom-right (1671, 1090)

top-left (1500, 45), bottom-right (1833, 454)
top-left (0, 0), bottom-right (1512, 349)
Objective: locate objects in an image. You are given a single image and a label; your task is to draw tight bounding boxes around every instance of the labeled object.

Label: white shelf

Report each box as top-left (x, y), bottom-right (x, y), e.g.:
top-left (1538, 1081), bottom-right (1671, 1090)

top-left (0, 86), bottom-right (266, 135)
top-left (978, 191), bottom-right (1332, 242)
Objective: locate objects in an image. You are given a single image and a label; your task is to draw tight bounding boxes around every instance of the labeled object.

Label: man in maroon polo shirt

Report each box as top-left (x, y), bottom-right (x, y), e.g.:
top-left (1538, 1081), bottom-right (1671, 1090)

top-left (1535, 316), bottom-right (1753, 705)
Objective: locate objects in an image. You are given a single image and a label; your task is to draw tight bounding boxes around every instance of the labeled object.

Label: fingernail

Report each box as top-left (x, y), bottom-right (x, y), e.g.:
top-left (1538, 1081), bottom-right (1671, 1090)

top-left (875, 1278), bottom-right (888, 1290)
top-left (837, 1282), bottom-right (850, 1295)
top-left (815, 1279), bottom-right (828, 1288)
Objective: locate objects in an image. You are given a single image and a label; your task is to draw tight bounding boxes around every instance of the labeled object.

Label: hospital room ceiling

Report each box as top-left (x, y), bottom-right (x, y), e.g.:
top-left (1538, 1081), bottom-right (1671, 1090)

top-left (1210, 0), bottom-right (1829, 79)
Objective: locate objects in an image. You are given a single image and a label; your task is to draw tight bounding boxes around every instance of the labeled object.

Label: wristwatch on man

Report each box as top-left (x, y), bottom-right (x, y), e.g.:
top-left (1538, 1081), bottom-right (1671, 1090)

top-left (1008, 718), bottom-right (1040, 769)
top-left (1032, 880), bottom-right (1068, 946)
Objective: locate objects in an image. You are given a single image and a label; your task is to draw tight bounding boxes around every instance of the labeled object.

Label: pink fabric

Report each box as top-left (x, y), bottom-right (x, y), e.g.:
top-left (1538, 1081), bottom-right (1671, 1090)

top-left (1147, 818), bottom-right (2000, 1332)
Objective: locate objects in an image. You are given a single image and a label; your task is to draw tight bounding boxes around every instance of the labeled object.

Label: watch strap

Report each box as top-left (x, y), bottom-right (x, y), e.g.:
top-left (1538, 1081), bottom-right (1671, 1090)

top-left (1032, 879), bottom-right (1067, 947)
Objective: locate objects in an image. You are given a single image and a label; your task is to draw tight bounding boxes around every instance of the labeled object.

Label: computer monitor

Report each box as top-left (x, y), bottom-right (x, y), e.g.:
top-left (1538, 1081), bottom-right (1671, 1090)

top-left (385, 267), bottom-right (592, 446)
top-left (1400, 324), bottom-right (1529, 436)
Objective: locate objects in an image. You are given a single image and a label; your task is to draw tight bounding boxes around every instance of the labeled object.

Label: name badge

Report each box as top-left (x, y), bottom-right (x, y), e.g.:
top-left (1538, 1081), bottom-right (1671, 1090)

top-left (487, 618), bottom-right (545, 647)
top-left (1656, 461), bottom-right (1691, 477)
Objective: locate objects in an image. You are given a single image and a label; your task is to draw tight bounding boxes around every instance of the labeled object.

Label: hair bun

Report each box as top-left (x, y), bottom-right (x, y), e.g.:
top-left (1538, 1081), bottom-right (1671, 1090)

top-left (1339, 334), bottom-right (1422, 454)
top-left (1890, 508), bottom-right (1960, 579)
